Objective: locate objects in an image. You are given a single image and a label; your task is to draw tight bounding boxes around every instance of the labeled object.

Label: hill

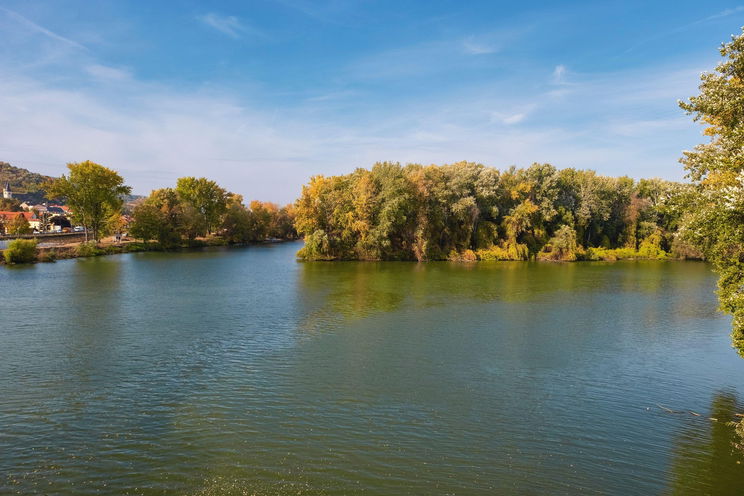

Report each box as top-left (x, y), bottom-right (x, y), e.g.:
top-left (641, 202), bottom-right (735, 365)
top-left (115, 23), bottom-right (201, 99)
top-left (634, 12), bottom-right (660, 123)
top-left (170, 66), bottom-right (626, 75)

top-left (0, 162), bottom-right (55, 204)
top-left (1, 162), bottom-right (143, 207)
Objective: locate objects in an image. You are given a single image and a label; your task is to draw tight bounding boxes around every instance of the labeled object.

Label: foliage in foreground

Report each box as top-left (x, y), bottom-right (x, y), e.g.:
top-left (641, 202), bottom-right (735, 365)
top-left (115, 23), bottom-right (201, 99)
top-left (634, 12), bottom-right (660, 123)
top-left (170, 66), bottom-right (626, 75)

top-left (294, 161), bottom-right (693, 262)
top-left (678, 28), bottom-right (744, 356)
top-left (3, 239), bottom-right (37, 264)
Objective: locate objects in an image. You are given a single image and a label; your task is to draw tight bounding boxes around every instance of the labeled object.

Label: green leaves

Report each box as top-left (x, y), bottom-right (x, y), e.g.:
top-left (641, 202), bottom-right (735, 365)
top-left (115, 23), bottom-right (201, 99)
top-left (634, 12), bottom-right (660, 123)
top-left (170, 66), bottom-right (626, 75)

top-left (46, 161), bottom-right (131, 242)
top-left (175, 177), bottom-right (229, 234)
top-left (294, 161), bottom-right (690, 262)
top-left (678, 28), bottom-right (744, 356)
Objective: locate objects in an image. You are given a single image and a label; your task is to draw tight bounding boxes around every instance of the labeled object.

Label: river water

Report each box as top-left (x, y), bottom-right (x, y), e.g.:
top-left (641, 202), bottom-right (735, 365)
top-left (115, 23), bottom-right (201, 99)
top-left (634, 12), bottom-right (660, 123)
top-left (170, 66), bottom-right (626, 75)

top-left (1, 241), bottom-right (743, 494)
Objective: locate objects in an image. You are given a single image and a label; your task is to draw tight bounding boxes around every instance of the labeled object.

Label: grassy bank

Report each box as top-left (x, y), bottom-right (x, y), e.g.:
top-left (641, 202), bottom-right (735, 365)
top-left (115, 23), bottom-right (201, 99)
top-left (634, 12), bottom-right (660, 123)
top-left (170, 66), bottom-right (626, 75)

top-left (0, 237), bottom-right (285, 265)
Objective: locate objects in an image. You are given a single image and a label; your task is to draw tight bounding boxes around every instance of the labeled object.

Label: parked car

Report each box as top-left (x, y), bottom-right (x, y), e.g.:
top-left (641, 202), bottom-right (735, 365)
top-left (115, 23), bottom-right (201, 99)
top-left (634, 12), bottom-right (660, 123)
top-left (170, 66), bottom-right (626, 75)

top-left (73, 226), bottom-right (85, 232)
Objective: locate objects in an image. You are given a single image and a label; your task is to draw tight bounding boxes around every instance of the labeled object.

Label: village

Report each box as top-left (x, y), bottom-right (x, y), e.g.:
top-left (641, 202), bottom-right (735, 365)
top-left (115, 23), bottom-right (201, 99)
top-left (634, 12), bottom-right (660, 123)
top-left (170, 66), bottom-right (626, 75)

top-left (0, 181), bottom-right (88, 236)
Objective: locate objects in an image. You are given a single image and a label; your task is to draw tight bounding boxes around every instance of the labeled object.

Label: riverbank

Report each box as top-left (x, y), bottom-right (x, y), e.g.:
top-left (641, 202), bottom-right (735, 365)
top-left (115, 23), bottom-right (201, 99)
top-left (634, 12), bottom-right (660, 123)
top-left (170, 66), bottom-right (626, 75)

top-left (0, 236), bottom-right (296, 265)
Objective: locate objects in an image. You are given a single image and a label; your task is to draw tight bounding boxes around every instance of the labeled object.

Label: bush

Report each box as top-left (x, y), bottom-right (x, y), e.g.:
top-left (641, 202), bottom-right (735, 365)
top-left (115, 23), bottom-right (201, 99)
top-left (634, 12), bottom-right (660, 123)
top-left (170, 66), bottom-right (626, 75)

top-left (583, 245), bottom-right (667, 261)
top-left (637, 231), bottom-right (669, 259)
top-left (537, 225), bottom-right (578, 261)
top-left (448, 249), bottom-right (477, 262)
top-left (476, 241), bottom-right (529, 261)
top-left (76, 242), bottom-right (104, 257)
top-left (3, 239), bottom-right (38, 264)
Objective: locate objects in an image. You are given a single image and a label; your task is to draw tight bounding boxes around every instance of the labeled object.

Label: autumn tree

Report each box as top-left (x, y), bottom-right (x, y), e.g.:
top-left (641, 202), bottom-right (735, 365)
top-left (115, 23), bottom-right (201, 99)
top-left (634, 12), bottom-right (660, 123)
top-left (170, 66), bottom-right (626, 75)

top-left (47, 161), bottom-right (131, 242)
top-left (6, 214), bottom-right (31, 235)
top-left (293, 161), bottom-right (689, 262)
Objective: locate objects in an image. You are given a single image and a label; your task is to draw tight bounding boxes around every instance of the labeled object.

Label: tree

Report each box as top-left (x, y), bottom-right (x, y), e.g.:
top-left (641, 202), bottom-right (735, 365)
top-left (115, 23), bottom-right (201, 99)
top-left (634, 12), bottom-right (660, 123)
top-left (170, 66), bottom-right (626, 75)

top-left (0, 197), bottom-right (22, 211)
top-left (679, 28), bottom-right (744, 355)
top-left (130, 203), bottom-right (166, 244)
top-left (221, 203), bottom-right (252, 243)
top-left (46, 161), bottom-right (131, 242)
top-left (175, 177), bottom-right (228, 234)
top-left (6, 214), bottom-right (31, 235)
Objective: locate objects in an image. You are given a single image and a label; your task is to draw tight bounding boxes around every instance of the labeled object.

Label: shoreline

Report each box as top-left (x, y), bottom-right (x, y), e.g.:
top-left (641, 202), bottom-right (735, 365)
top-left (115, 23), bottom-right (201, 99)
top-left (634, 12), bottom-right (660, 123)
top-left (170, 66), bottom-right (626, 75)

top-left (1, 238), bottom-right (704, 266)
top-left (0, 237), bottom-right (299, 266)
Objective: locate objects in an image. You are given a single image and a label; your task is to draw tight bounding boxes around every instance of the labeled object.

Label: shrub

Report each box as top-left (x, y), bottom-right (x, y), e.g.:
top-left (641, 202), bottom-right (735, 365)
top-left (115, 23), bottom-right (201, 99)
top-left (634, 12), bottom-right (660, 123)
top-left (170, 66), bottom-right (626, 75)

top-left (476, 242), bottom-right (529, 261)
top-left (637, 231), bottom-right (668, 259)
top-left (3, 239), bottom-right (38, 264)
top-left (538, 225), bottom-right (578, 261)
top-left (448, 249), bottom-right (477, 262)
top-left (76, 242), bottom-right (103, 257)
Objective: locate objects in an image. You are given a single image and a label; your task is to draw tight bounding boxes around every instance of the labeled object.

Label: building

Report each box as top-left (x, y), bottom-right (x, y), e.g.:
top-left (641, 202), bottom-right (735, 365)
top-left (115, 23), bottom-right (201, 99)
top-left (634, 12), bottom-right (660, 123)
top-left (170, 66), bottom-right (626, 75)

top-left (0, 211), bottom-right (40, 232)
top-left (2, 181), bottom-right (11, 199)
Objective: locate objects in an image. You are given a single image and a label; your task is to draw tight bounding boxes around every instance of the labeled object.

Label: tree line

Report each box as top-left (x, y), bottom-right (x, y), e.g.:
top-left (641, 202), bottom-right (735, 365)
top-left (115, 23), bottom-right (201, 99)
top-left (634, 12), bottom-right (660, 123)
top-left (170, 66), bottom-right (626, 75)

top-left (36, 160), bottom-right (296, 245)
top-left (129, 177), bottom-right (296, 246)
top-left (294, 161), bottom-right (694, 262)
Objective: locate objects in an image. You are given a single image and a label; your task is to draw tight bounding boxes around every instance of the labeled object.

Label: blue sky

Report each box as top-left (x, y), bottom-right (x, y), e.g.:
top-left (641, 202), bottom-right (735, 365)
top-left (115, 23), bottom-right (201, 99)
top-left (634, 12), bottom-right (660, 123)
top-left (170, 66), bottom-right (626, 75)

top-left (1, 1), bottom-right (743, 203)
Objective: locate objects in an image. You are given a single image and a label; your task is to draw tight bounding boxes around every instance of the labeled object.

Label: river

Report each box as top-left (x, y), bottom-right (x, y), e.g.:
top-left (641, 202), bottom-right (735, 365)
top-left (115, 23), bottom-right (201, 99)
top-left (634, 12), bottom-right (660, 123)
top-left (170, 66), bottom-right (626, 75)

top-left (1, 241), bottom-right (743, 494)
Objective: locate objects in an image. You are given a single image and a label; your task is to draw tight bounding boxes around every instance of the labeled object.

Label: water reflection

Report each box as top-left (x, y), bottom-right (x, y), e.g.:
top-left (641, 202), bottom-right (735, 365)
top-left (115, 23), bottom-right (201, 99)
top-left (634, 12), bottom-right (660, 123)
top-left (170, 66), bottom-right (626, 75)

top-left (298, 260), bottom-right (718, 325)
top-left (668, 392), bottom-right (744, 494)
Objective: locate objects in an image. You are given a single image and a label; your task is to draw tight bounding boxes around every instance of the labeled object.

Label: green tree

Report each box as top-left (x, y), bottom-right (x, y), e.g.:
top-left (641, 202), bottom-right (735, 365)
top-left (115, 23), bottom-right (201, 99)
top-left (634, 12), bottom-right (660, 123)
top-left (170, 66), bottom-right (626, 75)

top-left (679, 28), bottom-right (744, 355)
top-left (130, 203), bottom-right (167, 244)
top-left (175, 177), bottom-right (228, 234)
top-left (46, 161), bottom-right (131, 242)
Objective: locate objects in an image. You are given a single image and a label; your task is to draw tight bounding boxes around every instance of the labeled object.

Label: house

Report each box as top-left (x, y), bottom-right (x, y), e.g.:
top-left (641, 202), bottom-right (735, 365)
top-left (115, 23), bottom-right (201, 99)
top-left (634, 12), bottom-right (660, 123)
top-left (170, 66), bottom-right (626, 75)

top-left (20, 202), bottom-right (33, 211)
top-left (0, 211), bottom-right (41, 232)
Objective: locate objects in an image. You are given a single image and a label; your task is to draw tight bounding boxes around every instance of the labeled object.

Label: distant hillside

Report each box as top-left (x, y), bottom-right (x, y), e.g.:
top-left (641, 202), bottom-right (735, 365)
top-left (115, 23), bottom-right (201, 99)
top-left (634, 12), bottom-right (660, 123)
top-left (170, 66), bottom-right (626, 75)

top-left (0, 162), bottom-right (55, 204)
top-left (0, 161), bottom-right (143, 206)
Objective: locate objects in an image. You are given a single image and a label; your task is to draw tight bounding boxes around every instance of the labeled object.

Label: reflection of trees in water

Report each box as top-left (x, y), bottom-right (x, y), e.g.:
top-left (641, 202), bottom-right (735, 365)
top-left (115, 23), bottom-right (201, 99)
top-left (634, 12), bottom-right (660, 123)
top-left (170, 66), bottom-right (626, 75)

top-left (668, 392), bottom-right (744, 495)
top-left (297, 261), bottom-right (713, 327)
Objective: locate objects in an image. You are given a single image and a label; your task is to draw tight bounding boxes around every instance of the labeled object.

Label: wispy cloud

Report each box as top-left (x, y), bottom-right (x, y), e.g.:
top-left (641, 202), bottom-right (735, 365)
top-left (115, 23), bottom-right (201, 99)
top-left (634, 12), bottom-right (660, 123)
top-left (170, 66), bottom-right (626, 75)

top-left (552, 64), bottom-right (567, 84)
top-left (85, 64), bottom-right (132, 82)
top-left (0, 6), bottom-right (86, 50)
top-left (624, 6), bottom-right (744, 54)
top-left (704, 5), bottom-right (744, 22)
top-left (462, 36), bottom-right (499, 55)
top-left (197, 13), bottom-right (260, 39)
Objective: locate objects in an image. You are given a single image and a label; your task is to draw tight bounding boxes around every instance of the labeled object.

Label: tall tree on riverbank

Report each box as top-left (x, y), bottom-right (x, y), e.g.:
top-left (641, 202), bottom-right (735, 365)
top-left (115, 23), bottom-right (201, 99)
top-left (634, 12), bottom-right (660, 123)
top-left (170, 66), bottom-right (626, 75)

top-left (175, 177), bottom-right (228, 234)
top-left (679, 28), bottom-right (744, 356)
top-left (47, 161), bottom-right (131, 242)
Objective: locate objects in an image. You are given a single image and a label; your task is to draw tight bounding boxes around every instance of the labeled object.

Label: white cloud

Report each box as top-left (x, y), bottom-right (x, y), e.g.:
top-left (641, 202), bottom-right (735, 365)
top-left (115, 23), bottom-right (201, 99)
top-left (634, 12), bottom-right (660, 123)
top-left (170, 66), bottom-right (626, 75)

top-left (197, 13), bottom-right (260, 39)
top-left (462, 36), bottom-right (499, 55)
top-left (85, 64), bottom-right (132, 82)
top-left (502, 113), bottom-right (526, 124)
top-left (0, 57), bottom-right (704, 205)
top-left (0, 10), bottom-right (709, 205)
top-left (552, 64), bottom-right (567, 84)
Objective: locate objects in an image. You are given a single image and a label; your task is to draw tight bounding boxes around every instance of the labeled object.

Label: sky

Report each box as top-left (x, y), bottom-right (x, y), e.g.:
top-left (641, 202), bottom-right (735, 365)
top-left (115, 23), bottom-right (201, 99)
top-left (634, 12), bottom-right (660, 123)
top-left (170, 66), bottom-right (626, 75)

top-left (1, 1), bottom-right (743, 203)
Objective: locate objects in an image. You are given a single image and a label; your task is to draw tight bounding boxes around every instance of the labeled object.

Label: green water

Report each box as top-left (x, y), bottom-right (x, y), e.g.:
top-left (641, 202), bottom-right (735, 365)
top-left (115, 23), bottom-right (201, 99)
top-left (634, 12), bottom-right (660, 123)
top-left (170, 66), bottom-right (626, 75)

top-left (1, 241), bottom-right (743, 495)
